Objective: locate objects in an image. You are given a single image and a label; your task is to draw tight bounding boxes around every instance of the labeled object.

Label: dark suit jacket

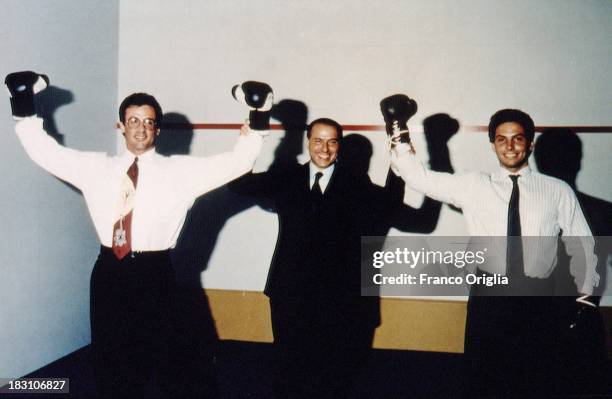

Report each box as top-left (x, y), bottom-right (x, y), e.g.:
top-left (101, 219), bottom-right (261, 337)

top-left (230, 162), bottom-right (390, 328)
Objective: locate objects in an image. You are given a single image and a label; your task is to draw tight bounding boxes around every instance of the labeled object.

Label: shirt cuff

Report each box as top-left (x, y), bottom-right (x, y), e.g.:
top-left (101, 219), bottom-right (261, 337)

top-left (579, 271), bottom-right (600, 295)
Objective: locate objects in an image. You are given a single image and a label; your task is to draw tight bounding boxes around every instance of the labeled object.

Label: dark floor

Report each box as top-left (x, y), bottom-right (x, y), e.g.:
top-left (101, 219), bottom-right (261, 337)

top-left (3, 341), bottom-right (611, 398)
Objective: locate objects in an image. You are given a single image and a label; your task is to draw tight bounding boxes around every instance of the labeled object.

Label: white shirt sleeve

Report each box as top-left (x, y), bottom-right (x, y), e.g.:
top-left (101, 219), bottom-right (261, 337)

top-left (170, 130), bottom-right (264, 199)
top-left (390, 148), bottom-right (469, 208)
top-left (557, 185), bottom-right (599, 294)
top-left (14, 117), bottom-right (104, 190)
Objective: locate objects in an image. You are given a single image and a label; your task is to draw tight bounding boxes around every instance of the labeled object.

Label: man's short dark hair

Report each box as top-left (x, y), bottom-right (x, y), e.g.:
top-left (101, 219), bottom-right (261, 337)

top-left (119, 93), bottom-right (163, 125)
top-left (488, 109), bottom-right (535, 143)
top-left (306, 118), bottom-right (343, 140)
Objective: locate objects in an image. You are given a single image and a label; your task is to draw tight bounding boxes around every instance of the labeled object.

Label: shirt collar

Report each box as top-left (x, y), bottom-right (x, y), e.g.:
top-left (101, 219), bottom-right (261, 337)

top-left (493, 164), bottom-right (532, 181)
top-left (119, 147), bottom-right (157, 164)
top-left (309, 161), bottom-right (335, 180)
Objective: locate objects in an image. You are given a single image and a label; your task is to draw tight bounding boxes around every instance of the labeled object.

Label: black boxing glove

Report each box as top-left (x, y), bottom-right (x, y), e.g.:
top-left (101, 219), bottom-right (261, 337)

top-left (232, 81), bottom-right (274, 132)
top-left (5, 71), bottom-right (49, 119)
top-left (380, 94), bottom-right (417, 147)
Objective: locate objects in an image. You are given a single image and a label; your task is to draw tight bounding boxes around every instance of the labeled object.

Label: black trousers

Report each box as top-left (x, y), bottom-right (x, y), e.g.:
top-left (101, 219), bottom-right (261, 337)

top-left (269, 297), bottom-right (374, 399)
top-left (90, 247), bottom-right (175, 398)
top-left (463, 271), bottom-right (561, 398)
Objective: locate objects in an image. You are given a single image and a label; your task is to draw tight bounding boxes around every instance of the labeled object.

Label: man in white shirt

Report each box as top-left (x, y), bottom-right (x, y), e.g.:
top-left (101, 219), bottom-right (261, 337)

top-left (5, 71), bottom-right (267, 397)
top-left (387, 101), bottom-right (600, 397)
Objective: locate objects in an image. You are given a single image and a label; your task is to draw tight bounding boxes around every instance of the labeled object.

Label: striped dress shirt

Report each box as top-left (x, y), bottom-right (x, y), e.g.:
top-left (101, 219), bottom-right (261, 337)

top-left (391, 150), bottom-right (599, 294)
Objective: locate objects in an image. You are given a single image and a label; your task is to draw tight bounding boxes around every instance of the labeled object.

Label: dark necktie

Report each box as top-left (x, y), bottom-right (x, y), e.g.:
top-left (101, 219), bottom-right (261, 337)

top-left (112, 157), bottom-right (138, 259)
top-left (506, 175), bottom-right (524, 277)
top-left (312, 172), bottom-right (324, 199)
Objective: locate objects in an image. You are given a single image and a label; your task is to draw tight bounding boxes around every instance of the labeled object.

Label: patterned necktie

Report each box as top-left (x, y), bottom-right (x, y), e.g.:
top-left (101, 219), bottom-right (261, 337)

top-left (112, 157), bottom-right (138, 259)
top-left (312, 172), bottom-right (324, 199)
top-left (506, 175), bottom-right (524, 277)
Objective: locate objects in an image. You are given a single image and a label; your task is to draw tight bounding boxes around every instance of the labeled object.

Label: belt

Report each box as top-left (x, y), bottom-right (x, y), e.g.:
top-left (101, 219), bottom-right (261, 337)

top-left (99, 245), bottom-right (170, 260)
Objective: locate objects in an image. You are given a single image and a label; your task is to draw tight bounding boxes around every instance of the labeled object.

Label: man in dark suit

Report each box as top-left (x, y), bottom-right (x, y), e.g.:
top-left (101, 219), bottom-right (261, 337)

top-left (230, 118), bottom-right (366, 398)
top-left (231, 115), bottom-right (448, 398)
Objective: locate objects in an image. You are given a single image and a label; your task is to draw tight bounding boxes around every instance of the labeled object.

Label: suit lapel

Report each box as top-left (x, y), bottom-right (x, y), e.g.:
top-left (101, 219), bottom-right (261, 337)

top-left (324, 163), bottom-right (341, 199)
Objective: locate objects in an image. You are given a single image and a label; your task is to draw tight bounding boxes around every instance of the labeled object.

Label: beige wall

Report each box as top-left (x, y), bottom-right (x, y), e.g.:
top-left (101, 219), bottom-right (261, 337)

top-left (208, 290), bottom-right (466, 353)
top-left (208, 289), bottom-right (612, 357)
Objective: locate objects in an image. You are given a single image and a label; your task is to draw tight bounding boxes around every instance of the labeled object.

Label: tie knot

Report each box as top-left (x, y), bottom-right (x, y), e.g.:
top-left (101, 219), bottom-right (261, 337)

top-left (314, 172), bottom-right (323, 186)
top-left (127, 158), bottom-right (139, 187)
top-left (509, 175), bottom-right (520, 184)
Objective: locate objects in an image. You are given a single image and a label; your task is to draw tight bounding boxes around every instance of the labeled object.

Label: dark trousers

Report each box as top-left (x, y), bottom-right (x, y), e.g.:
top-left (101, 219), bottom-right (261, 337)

top-left (90, 247), bottom-right (175, 398)
top-left (463, 271), bottom-right (561, 398)
top-left (270, 297), bottom-right (374, 399)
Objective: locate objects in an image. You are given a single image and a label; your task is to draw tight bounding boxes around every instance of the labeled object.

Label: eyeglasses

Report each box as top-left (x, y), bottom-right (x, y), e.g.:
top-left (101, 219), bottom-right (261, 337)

top-left (126, 116), bottom-right (157, 130)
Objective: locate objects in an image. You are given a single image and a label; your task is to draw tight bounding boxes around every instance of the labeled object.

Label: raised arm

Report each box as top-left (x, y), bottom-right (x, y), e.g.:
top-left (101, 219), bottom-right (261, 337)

top-left (6, 71), bottom-right (101, 189)
top-left (172, 124), bottom-right (265, 199)
top-left (380, 94), bottom-right (467, 208)
top-left (385, 170), bottom-right (442, 233)
top-left (389, 113), bottom-right (461, 232)
top-left (227, 168), bottom-right (282, 201)
top-left (173, 80), bottom-right (275, 199)
top-left (15, 117), bottom-right (104, 189)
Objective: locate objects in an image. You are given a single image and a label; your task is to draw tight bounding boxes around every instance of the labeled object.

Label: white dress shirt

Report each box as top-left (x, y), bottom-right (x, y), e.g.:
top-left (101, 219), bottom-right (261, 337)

top-left (391, 150), bottom-right (599, 294)
top-left (309, 162), bottom-right (335, 193)
top-left (16, 117), bottom-right (263, 251)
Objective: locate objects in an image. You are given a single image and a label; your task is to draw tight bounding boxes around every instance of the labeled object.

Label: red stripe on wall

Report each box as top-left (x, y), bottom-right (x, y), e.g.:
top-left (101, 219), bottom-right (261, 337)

top-left (462, 125), bottom-right (612, 133)
top-left (161, 123), bottom-right (612, 133)
top-left (116, 122), bottom-right (612, 133)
